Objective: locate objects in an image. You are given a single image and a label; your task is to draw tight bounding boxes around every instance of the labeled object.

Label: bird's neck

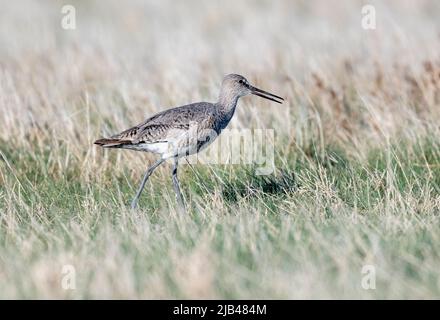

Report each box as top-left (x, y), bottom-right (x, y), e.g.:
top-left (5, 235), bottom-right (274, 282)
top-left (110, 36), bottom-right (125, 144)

top-left (217, 91), bottom-right (239, 121)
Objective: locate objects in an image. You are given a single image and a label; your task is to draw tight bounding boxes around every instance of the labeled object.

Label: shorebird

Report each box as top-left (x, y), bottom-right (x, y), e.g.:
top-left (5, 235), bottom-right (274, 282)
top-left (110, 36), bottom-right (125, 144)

top-left (94, 74), bottom-right (284, 211)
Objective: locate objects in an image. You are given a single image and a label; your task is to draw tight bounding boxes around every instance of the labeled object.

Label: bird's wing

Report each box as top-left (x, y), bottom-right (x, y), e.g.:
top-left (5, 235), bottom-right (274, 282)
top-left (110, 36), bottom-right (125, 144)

top-left (113, 103), bottom-right (216, 144)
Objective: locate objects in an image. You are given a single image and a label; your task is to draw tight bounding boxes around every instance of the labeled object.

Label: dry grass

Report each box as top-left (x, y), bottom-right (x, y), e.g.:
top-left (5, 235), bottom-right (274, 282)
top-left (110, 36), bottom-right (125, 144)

top-left (1, 0), bottom-right (440, 298)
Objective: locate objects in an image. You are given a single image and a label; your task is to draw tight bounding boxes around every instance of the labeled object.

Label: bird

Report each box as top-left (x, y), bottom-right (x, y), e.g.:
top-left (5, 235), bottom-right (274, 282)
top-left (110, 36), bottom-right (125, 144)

top-left (94, 74), bottom-right (284, 212)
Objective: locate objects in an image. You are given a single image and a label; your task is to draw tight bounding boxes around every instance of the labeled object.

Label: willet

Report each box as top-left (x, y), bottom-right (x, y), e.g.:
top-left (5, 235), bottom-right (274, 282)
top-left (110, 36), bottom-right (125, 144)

top-left (94, 74), bottom-right (284, 212)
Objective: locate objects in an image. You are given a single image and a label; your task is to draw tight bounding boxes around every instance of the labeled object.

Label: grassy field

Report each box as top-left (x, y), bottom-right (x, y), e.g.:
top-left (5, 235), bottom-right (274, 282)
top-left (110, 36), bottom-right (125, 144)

top-left (1, 0), bottom-right (440, 299)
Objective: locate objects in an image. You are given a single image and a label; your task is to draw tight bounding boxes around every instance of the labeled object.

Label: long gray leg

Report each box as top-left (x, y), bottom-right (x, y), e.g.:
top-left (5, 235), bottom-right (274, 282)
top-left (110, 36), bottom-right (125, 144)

top-left (131, 158), bottom-right (164, 209)
top-left (172, 157), bottom-right (186, 213)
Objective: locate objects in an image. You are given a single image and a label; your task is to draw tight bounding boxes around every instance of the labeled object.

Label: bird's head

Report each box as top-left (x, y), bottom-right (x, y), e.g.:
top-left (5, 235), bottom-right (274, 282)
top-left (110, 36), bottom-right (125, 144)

top-left (220, 74), bottom-right (284, 104)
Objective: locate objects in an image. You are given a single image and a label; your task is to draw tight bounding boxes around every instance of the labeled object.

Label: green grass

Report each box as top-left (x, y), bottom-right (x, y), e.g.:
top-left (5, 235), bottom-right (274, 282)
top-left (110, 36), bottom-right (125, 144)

top-left (1, 138), bottom-right (439, 298)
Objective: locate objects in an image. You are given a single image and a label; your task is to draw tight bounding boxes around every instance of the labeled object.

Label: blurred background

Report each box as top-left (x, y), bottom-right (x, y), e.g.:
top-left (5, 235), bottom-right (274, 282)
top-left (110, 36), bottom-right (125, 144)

top-left (1, 0), bottom-right (439, 155)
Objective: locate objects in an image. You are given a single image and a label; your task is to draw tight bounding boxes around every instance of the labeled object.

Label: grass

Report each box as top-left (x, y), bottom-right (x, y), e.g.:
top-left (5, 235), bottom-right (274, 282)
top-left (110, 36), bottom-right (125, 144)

top-left (1, 0), bottom-right (440, 298)
top-left (1, 138), bottom-right (440, 298)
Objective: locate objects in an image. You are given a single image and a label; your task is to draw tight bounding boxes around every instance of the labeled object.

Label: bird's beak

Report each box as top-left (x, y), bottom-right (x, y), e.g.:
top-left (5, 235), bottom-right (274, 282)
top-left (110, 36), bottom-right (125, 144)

top-left (249, 85), bottom-right (284, 104)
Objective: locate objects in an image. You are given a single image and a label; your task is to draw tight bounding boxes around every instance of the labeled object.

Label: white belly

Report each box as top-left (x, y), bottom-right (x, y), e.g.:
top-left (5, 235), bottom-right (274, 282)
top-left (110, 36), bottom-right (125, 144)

top-left (123, 129), bottom-right (219, 159)
top-left (121, 142), bottom-right (169, 154)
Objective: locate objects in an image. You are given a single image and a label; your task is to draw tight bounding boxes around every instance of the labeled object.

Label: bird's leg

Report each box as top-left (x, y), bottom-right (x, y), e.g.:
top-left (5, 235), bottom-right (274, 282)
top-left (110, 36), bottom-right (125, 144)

top-left (131, 158), bottom-right (164, 209)
top-left (172, 157), bottom-right (186, 213)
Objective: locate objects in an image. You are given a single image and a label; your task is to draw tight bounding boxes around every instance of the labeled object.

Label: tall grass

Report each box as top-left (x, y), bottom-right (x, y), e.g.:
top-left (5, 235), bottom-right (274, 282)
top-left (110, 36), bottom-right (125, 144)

top-left (0, 0), bottom-right (440, 298)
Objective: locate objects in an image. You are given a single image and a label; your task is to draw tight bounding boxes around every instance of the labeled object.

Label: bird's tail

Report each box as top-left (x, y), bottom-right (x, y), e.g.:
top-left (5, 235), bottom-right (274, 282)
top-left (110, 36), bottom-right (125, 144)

top-left (94, 138), bottom-right (131, 148)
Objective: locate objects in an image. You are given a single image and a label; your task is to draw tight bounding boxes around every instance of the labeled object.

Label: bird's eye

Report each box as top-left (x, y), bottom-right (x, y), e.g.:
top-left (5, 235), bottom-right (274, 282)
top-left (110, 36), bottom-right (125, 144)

top-left (238, 80), bottom-right (243, 84)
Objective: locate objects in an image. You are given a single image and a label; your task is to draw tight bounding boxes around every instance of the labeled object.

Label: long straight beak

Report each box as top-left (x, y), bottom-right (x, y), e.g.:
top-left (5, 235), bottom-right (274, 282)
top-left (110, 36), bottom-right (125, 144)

top-left (249, 85), bottom-right (284, 104)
